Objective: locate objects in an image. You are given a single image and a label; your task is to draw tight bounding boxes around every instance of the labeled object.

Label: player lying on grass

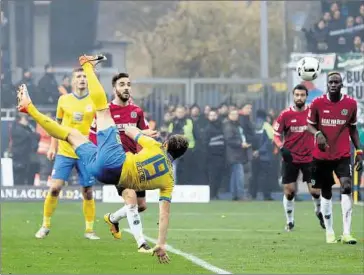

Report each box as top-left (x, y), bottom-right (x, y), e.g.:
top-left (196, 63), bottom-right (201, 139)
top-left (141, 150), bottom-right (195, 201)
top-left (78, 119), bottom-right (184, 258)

top-left (17, 54), bottom-right (189, 263)
top-left (35, 68), bottom-right (99, 240)
top-left (273, 84), bottom-right (324, 232)
top-left (307, 72), bottom-right (363, 244)
top-left (88, 72), bottom-right (153, 251)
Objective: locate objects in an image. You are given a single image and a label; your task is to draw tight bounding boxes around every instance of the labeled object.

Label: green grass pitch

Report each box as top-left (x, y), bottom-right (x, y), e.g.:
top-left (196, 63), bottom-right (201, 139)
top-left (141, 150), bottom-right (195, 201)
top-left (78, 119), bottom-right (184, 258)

top-left (1, 201), bottom-right (363, 274)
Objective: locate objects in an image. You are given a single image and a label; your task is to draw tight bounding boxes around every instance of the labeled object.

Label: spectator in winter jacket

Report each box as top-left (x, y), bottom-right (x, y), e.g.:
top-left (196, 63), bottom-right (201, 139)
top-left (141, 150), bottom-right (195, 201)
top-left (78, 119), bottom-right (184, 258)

top-left (223, 109), bottom-right (250, 200)
top-left (250, 110), bottom-right (274, 200)
top-left (11, 113), bottom-right (40, 185)
top-left (37, 64), bottom-right (59, 105)
top-left (58, 74), bottom-right (72, 95)
top-left (36, 112), bottom-right (53, 185)
top-left (204, 109), bottom-right (226, 199)
top-left (16, 68), bottom-right (38, 103)
top-left (168, 105), bottom-right (196, 184)
top-left (239, 103), bottom-right (255, 144)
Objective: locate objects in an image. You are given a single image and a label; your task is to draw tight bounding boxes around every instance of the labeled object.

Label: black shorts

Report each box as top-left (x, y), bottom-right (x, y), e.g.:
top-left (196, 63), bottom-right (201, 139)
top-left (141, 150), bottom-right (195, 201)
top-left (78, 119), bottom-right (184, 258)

top-left (115, 185), bottom-right (146, 198)
top-left (311, 157), bottom-right (351, 189)
top-left (282, 161), bottom-right (312, 184)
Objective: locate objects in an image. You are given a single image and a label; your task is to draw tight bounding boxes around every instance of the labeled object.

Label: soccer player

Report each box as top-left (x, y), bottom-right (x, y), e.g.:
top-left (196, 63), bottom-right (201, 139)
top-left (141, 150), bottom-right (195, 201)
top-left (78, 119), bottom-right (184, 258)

top-left (17, 54), bottom-right (189, 263)
top-left (35, 68), bottom-right (99, 240)
top-left (307, 72), bottom-right (363, 244)
top-left (273, 84), bottom-right (324, 231)
top-left (89, 72), bottom-right (152, 252)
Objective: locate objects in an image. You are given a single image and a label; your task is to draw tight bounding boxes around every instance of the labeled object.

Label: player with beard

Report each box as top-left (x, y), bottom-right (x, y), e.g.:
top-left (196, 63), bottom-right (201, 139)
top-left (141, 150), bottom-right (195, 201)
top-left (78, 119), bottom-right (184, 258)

top-left (307, 72), bottom-right (363, 244)
top-left (89, 73), bottom-right (153, 252)
top-left (273, 84), bottom-right (324, 231)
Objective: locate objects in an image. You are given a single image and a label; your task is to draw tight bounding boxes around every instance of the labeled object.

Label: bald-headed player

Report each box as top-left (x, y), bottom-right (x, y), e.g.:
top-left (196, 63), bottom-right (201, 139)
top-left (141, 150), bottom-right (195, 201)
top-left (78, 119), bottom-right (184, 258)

top-left (307, 72), bottom-right (363, 244)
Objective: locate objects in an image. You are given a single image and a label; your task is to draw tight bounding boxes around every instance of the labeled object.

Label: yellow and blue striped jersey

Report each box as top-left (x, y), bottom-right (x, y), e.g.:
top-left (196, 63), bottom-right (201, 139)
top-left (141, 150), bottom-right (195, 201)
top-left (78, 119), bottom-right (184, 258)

top-left (119, 135), bottom-right (174, 202)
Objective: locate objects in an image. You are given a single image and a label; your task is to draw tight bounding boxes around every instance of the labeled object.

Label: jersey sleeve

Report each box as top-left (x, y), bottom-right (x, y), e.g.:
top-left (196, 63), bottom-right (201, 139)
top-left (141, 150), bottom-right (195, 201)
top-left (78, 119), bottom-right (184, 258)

top-left (349, 100), bottom-right (357, 126)
top-left (56, 96), bottom-right (64, 122)
top-left (273, 112), bottom-right (285, 136)
top-left (307, 101), bottom-right (318, 125)
top-left (88, 117), bottom-right (97, 145)
top-left (159, 180), bottom-right (174, 202)
top-left (137, 109), bottom-right (149, 130)
top-left (134, 134), bottom-right (161, 149)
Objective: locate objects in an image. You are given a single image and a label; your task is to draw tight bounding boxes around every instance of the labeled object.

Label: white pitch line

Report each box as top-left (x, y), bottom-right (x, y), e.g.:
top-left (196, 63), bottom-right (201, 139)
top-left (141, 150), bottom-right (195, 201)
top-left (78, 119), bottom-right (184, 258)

top-left (124, 229), bottom-right (232, 274)
top-left (141, 228), bottom-right (280, 232)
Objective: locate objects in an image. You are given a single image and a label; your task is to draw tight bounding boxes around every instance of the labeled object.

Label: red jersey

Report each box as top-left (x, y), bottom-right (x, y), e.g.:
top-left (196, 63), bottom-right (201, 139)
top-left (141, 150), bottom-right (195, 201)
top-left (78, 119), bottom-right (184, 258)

top-left (273, 106), bottom-right (313, 163)
top-left (307, 94), bottom-right (357, 160)
top-left (89, 102), bottom-right (149, 153)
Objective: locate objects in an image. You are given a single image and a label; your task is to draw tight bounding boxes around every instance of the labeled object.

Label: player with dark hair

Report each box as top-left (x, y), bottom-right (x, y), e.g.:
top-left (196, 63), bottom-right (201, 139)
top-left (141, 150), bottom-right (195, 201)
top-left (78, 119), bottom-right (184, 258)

top-left (17, 55), bottom-right (189, 263)
top-left (307, 72), bottom-right (363, 244)
top-left (274, 84), bottom-right (324, 231)
top-left (89, 72), bottom-right (152, 252)
top-left (35, 67), bottom-right (99, 240)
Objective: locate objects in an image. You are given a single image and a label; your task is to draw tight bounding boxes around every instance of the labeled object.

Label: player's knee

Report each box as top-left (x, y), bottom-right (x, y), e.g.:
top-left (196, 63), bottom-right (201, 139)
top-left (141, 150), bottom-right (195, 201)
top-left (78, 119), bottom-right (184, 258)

top-left (82, 187), bottom-right (93, 200)
top-left (122, 189), bottom-right (137, 205)
top-left (126, 203), bottom-right (138, 213)
top-left (310, 192), bottom-right (320, 199)
top-left (49, 187), bottom-right (61, 197)
top-left (309, 187), bottom-right (320, 199)
top-left (49, 181), bottom-right (62, 196)
top-left (285, 192), bottom-right (295, 201)
top-left (284, 185), bottom-right (295, 200)
top-left (138, 204), bottom-right (147, 213)
top-left (340, 178), bottom-right (352, 194)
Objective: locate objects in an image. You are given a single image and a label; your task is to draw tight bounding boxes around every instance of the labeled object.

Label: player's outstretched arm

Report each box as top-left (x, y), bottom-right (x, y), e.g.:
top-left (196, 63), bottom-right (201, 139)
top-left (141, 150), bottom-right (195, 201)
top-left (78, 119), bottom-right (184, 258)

top-left (153, 200), bottom-right (171, 264)
top-left (125, 126), bottom-right (157, 140)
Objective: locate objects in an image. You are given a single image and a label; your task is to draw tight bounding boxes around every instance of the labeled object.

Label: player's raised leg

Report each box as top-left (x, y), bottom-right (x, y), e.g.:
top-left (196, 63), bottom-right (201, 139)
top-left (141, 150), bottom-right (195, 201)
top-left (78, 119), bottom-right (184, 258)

top-left (17, 84), bottom-right (71, 141)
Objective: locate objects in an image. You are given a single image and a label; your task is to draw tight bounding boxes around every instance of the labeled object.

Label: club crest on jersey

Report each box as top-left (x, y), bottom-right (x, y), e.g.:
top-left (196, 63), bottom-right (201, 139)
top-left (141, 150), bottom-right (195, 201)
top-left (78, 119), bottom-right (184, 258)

top-left (85, 105), bottom-right (93, 112)
top-left (341, 109), bottom-right (348, 116)
top-left (131, 111), bottom-right (137, 118)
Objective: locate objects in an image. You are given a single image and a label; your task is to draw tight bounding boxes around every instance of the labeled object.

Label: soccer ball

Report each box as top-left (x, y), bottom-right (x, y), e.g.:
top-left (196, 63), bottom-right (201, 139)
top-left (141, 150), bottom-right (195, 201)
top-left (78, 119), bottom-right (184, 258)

top-left (296, 57), bottom-right (321, 81)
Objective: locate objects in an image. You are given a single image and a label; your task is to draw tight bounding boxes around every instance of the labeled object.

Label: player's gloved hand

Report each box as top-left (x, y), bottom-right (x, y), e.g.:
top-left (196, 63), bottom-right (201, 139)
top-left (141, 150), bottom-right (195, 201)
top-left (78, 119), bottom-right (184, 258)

top-left (152, 245), bottom-right (170, 264)
top-left (315, 131), bottom-right (328, 152)
top-left (355, 150), bottom-right (363, 171)
top-left (280, 147), bottom-right (293, 163)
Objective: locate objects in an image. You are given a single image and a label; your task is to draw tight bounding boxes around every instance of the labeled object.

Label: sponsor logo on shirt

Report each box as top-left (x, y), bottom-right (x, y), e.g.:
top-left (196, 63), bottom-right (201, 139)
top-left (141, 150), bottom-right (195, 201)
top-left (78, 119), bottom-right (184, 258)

top-left (290, 125), bottom-right (307, 132)
top-left (116, 123), bottom-right (137, 132)
top-left (321, 118), bottom-right (346, 127)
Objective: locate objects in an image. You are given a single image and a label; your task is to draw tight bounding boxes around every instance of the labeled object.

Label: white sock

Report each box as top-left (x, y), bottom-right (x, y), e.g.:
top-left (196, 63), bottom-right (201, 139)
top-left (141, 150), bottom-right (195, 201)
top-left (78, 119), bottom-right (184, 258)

top-left (110, 205), bottom-right (127, 223)
top-left (341, 194), bottom-right (352, 236)
top-left (126, 204), bottom-right (146, 247)
top-left (312, 196), bottom-right (321, 214)
top-left (321, 197), bottom-right (334, 234)
top-left (283, 195), bottom-right (295, 224)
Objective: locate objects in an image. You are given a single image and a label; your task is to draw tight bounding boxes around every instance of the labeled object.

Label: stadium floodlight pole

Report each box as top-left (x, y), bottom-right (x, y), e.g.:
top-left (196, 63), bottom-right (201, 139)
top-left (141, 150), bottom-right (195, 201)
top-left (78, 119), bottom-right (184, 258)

top-left (260, 0), bottom-right (269, 79)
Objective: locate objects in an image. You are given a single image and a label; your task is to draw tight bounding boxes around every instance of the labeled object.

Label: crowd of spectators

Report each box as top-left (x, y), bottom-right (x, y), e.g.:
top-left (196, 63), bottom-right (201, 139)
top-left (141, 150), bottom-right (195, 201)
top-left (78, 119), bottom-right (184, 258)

top-left (156, 103), bottom-right (280, 201)
top-left (303, 1), bottom-right (364, 53)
